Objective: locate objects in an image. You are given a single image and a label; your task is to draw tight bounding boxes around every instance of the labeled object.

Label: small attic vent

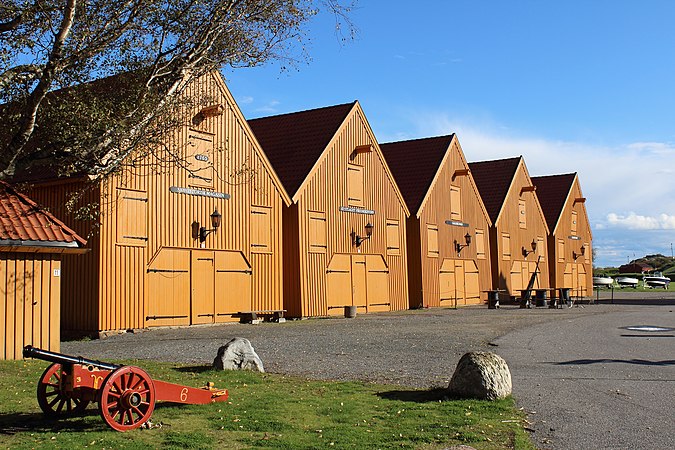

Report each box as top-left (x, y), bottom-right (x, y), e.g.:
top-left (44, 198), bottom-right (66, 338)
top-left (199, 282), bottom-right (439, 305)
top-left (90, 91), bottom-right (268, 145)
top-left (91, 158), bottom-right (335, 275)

top-left (193, 104), bottom-right (224, 124)
top-left (520, 185), bottom-right (536, 195)
top-left (452, 169), bottom-right (470, 180)
top-left (350, 144), bottom-right (373, 160)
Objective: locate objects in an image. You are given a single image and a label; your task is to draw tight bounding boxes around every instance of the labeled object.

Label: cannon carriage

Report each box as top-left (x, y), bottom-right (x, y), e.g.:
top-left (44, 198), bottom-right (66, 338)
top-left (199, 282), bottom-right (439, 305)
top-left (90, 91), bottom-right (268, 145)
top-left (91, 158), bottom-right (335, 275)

top-left (23, 345), bottom-right (228, 431)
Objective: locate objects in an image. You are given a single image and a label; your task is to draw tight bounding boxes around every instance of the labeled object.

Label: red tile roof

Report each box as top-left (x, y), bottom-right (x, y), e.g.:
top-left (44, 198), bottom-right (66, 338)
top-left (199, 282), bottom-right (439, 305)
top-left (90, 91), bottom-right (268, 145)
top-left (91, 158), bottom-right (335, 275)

top-left (248, 102), bottom-right (356, 195)
top-left (468, 157), bottom-right (522, 223)
top-left (0, 181), bottom-right (87, 249)
top-left (380, 135), bottom-right (455, 213)
top-left (531, 173), bottom-right (577, 231)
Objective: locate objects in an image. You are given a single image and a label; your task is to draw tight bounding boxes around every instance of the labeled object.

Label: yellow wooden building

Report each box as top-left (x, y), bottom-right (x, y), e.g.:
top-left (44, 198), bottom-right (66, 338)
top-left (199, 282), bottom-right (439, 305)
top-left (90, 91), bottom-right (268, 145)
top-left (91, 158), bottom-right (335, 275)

top-left (381, 135), bottom-right (492, 308)
top-left (248, 102), bottom-right (410, 317)
top-left (21, 71), bottom-right (291, 334)
top-left (1, 181), bottom-right (87, 358)
top-left (532, 173), bottom-right (592, 299)
top-left (469, 157), bottom-right (550, 299)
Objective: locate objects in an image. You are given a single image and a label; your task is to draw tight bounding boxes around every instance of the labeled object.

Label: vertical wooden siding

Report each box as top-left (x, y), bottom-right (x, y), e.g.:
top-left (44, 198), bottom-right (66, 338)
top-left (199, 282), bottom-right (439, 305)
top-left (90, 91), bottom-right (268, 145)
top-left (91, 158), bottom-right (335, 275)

top-left (30, 72), bottom-right (285, 332)
top-left (102, 71), bottom-right (285, 329)
top-left (28, 181), bottom-right (101, 332)
top-left (548, 177), bottom-right (593, 297)
top-left (282, 203), bottom-right (302, 317)
top-left (414, 139), bottom-right (492, 307)
top-left (494, 162), bottom-right (549, 297)
top-left (291, 107), bottom-right (409, 317)
top-left (1, 253), bottom-right (60, 359)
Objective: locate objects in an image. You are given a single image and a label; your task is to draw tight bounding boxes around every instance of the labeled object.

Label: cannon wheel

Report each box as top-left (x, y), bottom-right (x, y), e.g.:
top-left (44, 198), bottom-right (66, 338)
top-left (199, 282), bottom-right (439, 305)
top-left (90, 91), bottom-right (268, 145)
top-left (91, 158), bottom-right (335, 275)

top-left (98, 366), bottom-right (156, 431)
top-left (37, 363), bottom-right (90, 417)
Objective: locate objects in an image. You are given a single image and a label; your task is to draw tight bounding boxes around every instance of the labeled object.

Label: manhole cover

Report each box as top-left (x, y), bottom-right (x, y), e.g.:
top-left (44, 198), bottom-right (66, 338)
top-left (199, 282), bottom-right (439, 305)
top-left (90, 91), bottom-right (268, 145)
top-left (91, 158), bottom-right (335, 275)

top-left (624, 326), bottom-right (674, 332)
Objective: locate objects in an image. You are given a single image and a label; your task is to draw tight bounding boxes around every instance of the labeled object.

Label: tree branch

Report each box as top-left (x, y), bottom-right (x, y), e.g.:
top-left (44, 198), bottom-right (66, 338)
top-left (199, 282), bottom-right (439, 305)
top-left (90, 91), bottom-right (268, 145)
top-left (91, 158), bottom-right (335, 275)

top-left (0, 64), bottom-right (42, 91)
top-left (0, 14), bottom-right (23, 33)
top-left (1, 0), bottom-right (78, 178)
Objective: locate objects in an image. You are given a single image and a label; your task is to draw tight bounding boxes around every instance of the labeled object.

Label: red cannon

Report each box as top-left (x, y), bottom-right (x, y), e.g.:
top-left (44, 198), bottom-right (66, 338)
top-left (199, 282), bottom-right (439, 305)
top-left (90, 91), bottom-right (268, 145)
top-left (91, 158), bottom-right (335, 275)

top-left (23, 345), bottom-right (228, 431)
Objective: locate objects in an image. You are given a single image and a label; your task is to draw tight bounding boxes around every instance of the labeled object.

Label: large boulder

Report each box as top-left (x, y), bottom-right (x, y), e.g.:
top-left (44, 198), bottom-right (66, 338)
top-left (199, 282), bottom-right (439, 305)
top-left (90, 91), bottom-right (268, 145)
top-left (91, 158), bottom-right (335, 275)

top-left (447, 351), bottom-right (511, 400)
top-left (213, 337), bottom-right (265, 372)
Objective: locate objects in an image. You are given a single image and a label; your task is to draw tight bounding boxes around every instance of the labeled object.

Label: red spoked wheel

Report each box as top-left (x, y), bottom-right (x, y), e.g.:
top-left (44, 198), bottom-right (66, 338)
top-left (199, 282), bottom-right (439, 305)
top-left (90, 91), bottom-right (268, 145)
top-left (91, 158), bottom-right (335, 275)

top-left (98, 366), bottom-right (156, 431)
top-left (37, 363), bottom-right (90, 417)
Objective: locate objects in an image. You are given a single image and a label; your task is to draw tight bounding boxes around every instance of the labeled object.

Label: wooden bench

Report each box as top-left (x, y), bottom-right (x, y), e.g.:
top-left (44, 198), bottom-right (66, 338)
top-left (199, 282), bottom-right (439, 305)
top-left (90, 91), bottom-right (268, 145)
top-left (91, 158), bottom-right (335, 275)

top-left (237, 310), bottom-right (287, 324)
top-left (482, 290), bottom-right (506, 309)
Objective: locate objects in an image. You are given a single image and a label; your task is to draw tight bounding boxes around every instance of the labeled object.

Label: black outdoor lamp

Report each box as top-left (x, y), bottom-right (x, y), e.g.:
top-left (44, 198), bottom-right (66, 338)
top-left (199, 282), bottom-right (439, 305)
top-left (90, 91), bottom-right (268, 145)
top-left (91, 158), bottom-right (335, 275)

top-left (455, 232), bottom-right (472, 255)
top-left (353, 222), bottom-right (374, 247)
top-left (522, 239), bottom-right (537, 257)
top-left (199, 208), bottom-right (222, 243)
top-left (573, 245), bottom-right (586, 260)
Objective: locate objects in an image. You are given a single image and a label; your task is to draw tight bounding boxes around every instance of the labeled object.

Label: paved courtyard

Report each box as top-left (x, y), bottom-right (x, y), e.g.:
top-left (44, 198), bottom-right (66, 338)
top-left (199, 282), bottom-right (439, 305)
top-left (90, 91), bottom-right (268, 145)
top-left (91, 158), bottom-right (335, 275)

top-left (63, 291), bottom-right (675, 449)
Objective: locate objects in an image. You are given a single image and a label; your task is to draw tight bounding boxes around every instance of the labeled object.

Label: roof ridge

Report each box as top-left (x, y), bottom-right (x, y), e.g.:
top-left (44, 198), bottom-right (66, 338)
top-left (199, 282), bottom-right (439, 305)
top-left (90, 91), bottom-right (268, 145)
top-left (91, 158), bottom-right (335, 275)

top-left (380, 134), bottom-right (455, 146)
top-left (248, 101), bottom-right (357, 122)
top-left (531, 172), bottom-right (577, 179)
top-left (469, 155), bottom-right (522, 165)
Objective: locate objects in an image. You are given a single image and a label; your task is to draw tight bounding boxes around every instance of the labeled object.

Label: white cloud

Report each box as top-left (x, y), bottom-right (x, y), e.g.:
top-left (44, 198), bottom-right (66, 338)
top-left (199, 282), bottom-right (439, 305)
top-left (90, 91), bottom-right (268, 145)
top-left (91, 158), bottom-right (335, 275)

top-left (606, 213), bottom-right (675, 230)
top-left (254, 100), bottom-right (280, 114)
top-left (239, 96), bottom-right (254, 104)
top-left (626, 141), bottom-right (675, 155)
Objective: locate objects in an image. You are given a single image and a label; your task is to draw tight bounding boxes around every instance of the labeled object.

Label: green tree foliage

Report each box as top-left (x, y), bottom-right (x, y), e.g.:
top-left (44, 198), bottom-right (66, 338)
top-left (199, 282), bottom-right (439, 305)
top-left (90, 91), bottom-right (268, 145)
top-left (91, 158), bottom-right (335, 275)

top-left (0, 0), bottom-right (355, 180)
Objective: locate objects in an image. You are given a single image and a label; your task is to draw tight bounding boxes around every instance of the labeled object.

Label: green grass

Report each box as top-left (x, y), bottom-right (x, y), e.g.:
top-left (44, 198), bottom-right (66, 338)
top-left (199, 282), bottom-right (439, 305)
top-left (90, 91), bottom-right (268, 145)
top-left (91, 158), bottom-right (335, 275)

top-left (0, 360), bottom-right (534, 449)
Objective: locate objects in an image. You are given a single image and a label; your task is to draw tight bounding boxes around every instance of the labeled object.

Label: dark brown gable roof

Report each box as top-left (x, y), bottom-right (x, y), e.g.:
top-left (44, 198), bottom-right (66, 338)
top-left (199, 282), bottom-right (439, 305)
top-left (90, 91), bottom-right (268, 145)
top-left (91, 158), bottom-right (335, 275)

top-left (380, 135), bottom-right (455, 213)
top-left (0, 181), bottom-right (87, 250)
top-left (531, 173), bottom-right (576, 231)
top-left (247, 102), bottom-right (356, 195)
top-left (468, 157), bottom-right (521, 223)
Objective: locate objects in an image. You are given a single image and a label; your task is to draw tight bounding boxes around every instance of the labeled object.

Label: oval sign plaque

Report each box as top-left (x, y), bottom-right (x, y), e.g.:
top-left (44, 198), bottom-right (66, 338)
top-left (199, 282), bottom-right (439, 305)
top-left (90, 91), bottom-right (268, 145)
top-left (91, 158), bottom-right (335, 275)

top-left (195, 154), bottom-right (209, 162)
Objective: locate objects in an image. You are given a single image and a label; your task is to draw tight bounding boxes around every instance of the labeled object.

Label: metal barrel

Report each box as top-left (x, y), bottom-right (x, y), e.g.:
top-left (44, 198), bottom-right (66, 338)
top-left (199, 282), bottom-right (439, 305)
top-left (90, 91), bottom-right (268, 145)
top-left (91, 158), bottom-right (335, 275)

top-left (23, 345), bottom-right (121, 371)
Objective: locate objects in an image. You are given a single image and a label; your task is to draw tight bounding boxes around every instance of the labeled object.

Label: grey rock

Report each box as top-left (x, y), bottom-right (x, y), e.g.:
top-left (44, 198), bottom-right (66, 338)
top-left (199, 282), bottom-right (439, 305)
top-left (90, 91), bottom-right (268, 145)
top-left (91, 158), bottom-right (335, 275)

top-left (447, 351), bottom-right (511, 400)
top-left (213, 337), bottom-right (265, 372)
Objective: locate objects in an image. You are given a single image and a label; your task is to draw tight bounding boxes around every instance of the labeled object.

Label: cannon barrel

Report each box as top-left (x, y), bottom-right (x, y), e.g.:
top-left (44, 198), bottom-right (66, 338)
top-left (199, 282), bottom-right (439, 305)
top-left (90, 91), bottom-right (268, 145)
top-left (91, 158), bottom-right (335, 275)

top-left (23, 345), bottom-right (121, 371)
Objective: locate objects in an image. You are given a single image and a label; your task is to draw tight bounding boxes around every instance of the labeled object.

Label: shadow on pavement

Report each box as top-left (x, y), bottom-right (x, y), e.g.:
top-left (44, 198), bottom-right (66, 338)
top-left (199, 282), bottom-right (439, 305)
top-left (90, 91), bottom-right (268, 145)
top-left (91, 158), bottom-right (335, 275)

top-left (555, 358), bottom-right (675, 366)
top-left (595, 298), bottom-right (675, 305)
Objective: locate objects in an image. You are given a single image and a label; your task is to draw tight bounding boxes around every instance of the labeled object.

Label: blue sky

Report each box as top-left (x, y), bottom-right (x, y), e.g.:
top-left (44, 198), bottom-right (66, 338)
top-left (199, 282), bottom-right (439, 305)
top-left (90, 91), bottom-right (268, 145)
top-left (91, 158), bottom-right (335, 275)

top-left (223, 1), bottom-right (675, 267)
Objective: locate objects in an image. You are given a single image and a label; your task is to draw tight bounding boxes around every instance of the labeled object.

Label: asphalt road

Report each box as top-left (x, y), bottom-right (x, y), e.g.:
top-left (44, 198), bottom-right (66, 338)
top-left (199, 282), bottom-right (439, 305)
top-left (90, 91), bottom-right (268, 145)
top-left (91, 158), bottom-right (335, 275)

top-left (495, 292), bottom-right (675, 450)
top-left (61, 291), bottom-right (675, 450)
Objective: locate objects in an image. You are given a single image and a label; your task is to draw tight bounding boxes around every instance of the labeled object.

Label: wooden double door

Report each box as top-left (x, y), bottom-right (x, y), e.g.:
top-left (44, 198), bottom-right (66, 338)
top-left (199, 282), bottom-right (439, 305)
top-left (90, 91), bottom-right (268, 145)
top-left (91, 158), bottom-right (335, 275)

top-left (563, 262), bottom-right (588, 298)
top-left (439, 259), bottom-right (481, 306)
top-left (509, 260), bottom-right (542, 295)
top-left (146, 248), bottom-right (251, 326)
top-left (325, 253), bottom-right (390, 315)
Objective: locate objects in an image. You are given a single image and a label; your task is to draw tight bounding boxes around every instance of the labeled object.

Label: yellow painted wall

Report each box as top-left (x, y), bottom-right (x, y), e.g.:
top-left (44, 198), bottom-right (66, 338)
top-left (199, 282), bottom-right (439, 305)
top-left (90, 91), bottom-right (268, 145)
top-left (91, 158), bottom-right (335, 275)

top-left (1, 252), bottom-right (61, 359)
top-left (547, 176), bottom-right (593, 297)
top-left (286, 105), bottom-right (409, 317)
top-left (410, 138), bottom-right (493, 308)
top-left (492, 160), bottom-right (550, 298)
top-left (30, 72), bottom-right (286, 332)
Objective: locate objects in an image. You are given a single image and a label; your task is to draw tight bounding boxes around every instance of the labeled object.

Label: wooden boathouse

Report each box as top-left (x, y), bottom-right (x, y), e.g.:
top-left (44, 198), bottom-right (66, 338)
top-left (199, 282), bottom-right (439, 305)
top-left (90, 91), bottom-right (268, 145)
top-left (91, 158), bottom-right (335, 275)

top-left (380, 135), bottom-right (492, 308)
top-left (248, 102), bottom-right (410, 318)
top-left (20, 71), bottom-right (291, 334)
top-left (469, 157), bottom-right (550, 299)
top-left (532, 173), bottom-right (592, 299)
top-left (1, 181), bottom-right (87, 358)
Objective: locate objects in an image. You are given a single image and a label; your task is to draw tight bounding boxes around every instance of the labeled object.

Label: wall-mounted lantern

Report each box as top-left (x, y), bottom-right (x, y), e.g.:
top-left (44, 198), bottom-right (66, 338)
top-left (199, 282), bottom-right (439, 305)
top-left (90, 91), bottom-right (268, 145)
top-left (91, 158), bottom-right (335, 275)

top-left (573, 245), bottom-right (586, 260)
top-left (352, 222), bottom-right (374, 247)
top-left (198, 208), bottom-right (222, 243)
top-left (522, 239), bottom-right (537, 257)
top-left (454, 232), bottom-right (472, 255)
